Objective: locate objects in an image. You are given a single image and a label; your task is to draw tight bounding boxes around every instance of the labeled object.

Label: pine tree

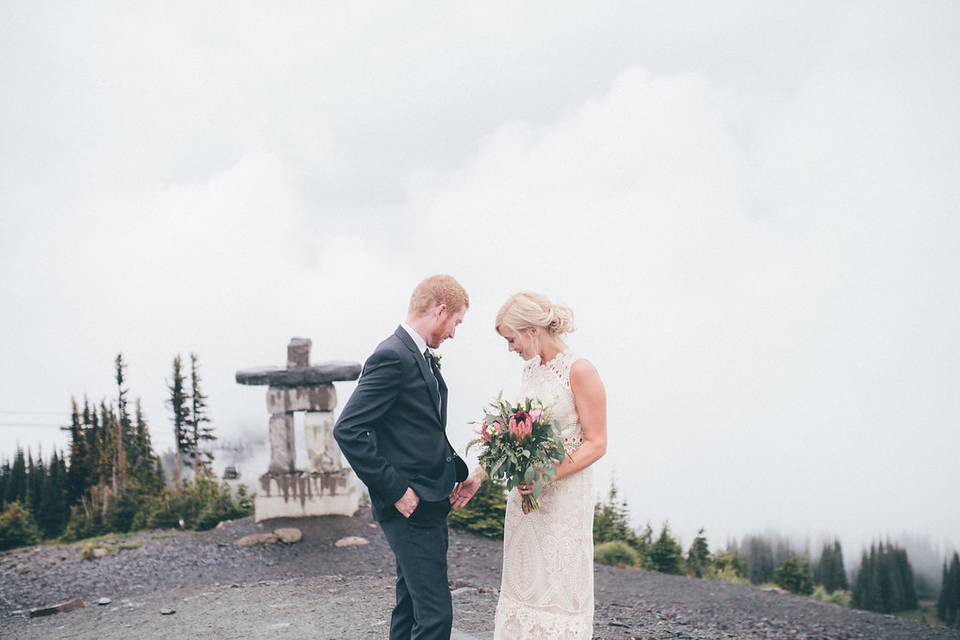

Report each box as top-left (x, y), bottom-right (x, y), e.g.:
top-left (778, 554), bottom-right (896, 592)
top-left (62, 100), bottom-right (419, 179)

top-left (133, 398), bottom-right (165, 492)
top-left (894, 546), bottom-right (918, 610)
top-left (97, 399), bottom-right (115, 486)
top-left (0, 457), bottom-right (8, 509)
top-left (167, 355), bottom-right (191, 488)
top-left (648, 522), bottom-right (684, 574)
top-left (26, 449), bottom-right (44, 516)
top-left (187, 353), bottom-right (215, 472)
top-left (6, 448), bottom-right (27, 505)
top-left (852, 541), bottom-right (918, 614)
top-left (832, 540), bottom-right (849, 591)
top-left (66, 397), bottom-right (89, 505)
top-left (938, 561), bottom-right (949, 623)
top-left (744, 535), bottom-right (775, 585)
top-left (775, 554), bottom-right (814, 595)
top-left (686, 527), bottom-right (711, 578)
top-left (36, 451), bottom-right (66, 538)
top-left (939, 552), bottom-right (960, 626)
top-left (113, 354), bottom-right (131, 496)
top-left (593, 478), bottom-right (638, 548)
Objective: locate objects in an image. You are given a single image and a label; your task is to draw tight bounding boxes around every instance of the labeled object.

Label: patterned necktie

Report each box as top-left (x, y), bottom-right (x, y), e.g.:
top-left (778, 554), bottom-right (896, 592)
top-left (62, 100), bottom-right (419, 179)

top-left (424, 349), bottom-right (441, 413)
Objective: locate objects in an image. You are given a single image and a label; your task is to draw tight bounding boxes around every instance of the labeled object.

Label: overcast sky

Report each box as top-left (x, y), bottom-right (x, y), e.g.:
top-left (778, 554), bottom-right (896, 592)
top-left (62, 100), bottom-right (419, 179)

top-left (1, 1), bottom-right (958, 560)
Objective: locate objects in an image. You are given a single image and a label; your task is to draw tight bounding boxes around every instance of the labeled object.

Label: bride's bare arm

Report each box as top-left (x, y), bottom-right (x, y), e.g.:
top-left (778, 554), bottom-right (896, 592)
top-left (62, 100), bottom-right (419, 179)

top-left (552, 359), bottom-right (607, 482)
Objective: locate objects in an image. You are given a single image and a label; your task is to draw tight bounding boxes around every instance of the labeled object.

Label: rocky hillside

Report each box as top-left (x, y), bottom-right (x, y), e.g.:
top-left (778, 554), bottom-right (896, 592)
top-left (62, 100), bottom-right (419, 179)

top-left (1, 509), bottom-right (957, 640)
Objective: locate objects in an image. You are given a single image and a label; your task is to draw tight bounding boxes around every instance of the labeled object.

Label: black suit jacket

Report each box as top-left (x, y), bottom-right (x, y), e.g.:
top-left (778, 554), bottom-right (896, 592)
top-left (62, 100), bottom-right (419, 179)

top-left (334, 326), bottom-right (469, 521)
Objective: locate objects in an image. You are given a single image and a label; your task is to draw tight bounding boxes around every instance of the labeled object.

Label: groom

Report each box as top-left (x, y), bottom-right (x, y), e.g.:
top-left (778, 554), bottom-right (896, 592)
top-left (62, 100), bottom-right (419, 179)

top-left (334, 274), bottom-right (479, 640)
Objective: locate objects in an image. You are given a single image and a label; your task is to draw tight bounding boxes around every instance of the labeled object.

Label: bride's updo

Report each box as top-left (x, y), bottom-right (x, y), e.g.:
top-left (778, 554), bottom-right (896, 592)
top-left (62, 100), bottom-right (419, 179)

top-left (495, 292), bottom-right (576, 336)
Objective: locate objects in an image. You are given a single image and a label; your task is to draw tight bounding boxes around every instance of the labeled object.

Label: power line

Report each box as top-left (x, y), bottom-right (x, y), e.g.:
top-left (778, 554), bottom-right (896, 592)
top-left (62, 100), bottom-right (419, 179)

top-left (0, 412), bottom-right (70, 416)
top-left (0, 423), bottom-right (68, 428)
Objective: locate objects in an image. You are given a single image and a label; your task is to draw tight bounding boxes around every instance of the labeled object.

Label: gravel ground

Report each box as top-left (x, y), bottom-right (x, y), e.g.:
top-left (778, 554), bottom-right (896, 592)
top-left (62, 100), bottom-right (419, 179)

top-left (1, 509), bottom-right (957, 640)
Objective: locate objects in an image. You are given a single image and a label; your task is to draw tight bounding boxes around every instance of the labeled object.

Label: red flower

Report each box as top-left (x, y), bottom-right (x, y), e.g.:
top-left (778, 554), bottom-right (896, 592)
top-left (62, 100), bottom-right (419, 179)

top-left (508, 410), bottom-right (533, 440)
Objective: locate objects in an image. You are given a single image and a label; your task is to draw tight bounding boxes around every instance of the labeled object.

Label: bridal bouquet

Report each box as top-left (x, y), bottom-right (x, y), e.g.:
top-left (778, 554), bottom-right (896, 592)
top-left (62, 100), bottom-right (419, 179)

top-left (466, 394), bottom-right (567, 513)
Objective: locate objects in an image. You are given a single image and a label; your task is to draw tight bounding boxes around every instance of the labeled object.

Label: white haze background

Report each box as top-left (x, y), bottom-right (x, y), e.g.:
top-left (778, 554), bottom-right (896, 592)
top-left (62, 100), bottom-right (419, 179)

top-left (1, 2), bottom-right (958, 562)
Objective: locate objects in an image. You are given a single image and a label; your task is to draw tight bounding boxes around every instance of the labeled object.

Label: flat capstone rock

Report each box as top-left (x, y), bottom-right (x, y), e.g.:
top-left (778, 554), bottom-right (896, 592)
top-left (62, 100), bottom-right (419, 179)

top-left (235, 362), bottom-right (361, 387)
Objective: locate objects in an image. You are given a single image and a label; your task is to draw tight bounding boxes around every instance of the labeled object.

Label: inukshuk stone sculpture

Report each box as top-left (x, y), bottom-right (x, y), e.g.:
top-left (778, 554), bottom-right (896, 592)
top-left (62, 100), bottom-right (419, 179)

top-left (236, 338), bottom-right (361, 521)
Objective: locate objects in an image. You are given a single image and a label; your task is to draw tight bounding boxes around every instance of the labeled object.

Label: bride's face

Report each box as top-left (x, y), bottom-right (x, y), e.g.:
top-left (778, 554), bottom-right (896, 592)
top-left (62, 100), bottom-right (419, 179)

top-left (499, 326), bottom-right (536, 360)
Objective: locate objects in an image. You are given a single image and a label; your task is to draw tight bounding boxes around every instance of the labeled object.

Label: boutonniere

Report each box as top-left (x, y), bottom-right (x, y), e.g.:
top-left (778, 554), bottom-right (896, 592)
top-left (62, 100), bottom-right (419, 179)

top-left (428, 350), bottom-right (442, 370)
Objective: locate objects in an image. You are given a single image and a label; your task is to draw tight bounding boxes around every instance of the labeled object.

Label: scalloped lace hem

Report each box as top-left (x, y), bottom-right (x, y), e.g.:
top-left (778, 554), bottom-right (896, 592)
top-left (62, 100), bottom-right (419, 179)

top-left (493, 594), bottom-right (593, 640)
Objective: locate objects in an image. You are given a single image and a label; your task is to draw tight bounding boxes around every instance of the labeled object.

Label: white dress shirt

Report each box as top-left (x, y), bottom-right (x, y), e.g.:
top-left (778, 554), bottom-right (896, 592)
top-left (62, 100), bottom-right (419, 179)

top-left (400, 321), bottom-right (429, 359)
top-left (400, 321), bottom-right (441, 412)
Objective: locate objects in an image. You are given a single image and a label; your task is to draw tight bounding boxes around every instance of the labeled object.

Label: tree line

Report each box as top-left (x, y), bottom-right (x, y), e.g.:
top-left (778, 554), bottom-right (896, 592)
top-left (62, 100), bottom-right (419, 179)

top-left (448, 477), bottom-right (959, 626)
top-left (0, 353), bottom-right (251, 551)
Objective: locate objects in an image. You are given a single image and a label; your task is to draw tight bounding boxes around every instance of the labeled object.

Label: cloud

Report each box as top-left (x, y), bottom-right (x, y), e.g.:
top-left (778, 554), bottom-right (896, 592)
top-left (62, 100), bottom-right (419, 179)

top-left (1, 1), bottom-right (957, 558)
top-left (402, 60), bottom-right (960, 551)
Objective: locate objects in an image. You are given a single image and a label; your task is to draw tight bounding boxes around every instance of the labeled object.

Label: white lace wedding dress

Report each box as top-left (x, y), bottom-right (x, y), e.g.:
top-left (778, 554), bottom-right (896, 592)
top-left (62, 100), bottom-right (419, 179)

top-left (493, 350), bottom-right (594, 639)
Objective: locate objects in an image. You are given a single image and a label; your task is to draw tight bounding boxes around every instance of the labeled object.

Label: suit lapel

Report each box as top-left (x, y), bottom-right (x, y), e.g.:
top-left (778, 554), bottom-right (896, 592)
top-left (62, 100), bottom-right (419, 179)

top-left (393, 326), bottom-right (442, 422)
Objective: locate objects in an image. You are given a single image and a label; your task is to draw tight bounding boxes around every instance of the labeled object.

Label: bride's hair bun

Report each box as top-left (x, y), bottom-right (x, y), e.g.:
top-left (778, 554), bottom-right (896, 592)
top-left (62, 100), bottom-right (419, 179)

top-left (546, 303), bottom-right (576, 336)
top-left (495, 292), bottom-right (576, 336)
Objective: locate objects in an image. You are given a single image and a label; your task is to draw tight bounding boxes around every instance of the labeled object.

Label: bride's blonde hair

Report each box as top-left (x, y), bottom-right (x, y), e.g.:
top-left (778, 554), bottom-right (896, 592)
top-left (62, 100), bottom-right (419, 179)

top-left (495, 292), bottom-right (576, 336)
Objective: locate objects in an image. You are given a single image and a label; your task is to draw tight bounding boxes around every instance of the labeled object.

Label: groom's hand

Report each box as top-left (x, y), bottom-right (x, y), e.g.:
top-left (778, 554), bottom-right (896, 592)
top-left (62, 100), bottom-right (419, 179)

top-left (394, 487), bottom-right (420, 518)
top-left (450, 470), bottom-right (482, 510)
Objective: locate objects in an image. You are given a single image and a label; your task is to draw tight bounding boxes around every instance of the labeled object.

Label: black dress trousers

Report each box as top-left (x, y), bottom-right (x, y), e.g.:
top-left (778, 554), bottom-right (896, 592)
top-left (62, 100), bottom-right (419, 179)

top-left (379, 500), bottom-right (453, 640)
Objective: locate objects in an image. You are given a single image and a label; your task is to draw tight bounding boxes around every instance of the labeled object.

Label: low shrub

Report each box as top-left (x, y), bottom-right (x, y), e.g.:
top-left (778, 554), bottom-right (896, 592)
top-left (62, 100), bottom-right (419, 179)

top-left (595, 540), bottom-right (641, 567)
top-left (0, 501), bottom-right (42, 551)
top-left (813, 585), bottom-right (851, 607)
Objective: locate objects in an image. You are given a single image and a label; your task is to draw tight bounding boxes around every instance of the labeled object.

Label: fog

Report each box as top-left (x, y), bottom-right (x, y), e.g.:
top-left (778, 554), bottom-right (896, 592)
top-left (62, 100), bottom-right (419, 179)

top-left (1, 2), bottom-right (958, 566)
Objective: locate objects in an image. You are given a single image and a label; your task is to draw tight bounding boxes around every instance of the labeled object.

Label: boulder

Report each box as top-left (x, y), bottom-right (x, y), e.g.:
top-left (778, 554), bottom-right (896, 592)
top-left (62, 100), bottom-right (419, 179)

top-left (236, 533), bottom-right (279, 547)
top-left (274, 528), bottom-right (303, 544)
top-left (334, 536), bottom-right (369, 548)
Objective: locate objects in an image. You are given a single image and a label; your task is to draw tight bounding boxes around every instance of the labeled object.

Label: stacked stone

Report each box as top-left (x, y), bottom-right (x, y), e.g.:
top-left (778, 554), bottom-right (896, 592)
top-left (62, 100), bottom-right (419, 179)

top-left (236, 338), bottom-right (362, 522)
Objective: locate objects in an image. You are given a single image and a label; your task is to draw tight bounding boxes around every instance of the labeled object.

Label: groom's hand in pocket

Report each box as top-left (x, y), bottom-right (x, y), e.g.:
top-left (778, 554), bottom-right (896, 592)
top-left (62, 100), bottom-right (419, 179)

top-left (394, 487), bottom-right (420, 518)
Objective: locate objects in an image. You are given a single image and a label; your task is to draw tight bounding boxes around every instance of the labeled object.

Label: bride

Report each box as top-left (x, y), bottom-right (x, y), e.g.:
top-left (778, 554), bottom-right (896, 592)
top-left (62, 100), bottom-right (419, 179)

top-left (452, 291), bottom-right (608, 639)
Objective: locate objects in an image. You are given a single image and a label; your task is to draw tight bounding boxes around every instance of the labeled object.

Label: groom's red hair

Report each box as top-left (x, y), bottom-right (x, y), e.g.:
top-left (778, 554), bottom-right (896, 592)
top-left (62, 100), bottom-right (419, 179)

top-left (408, 275), bottom-right (470, 317)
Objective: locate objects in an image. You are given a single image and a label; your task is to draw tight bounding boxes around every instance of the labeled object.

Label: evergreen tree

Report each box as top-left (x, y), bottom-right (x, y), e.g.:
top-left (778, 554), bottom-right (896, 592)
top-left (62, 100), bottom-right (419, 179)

top-left (0, 457), bottom-right (8, 509)
top-left (775, 554), bottom-right (814, 595)
top-left (113, 353), bottom-right (131, 495)
top-left (5, 448), bottom-right (27, 505)
top-left (832, 540), bottom-right (849, 591)
top-left (97, 400), bottom-right (116, 486)
top-left (66, 397), bottom-right (89, 505)
top-left (187, 353), bottom-right (215, 471)
top-left (686, 527), bottom-right (711, 578)
top-left (953, 553), bottom-right (960, 627)
top-left (36, 450), bottom-right (66, 538)
top-left (593, 479), bottom-right (638, 547)
top-left (938, 552), bottom-right (960, 626)
top-left (894, 546), bottom-right (918, 610)
top-left (132, 398), bottom-right (164, 492)
top-left (852, 541), bottom-right (918, 614)
top-left (744, 535), bottom-right (775, 585)
top-left (26, 449), bottom-right (44, 516)
top-left (815, 539), bottom-right (849, 592)
top-left (938, 561), bottom-right (949, 623)
top-left (648, 522), bottom-right (684, 574)
top-left (167, 355), bottom-right (191, 488)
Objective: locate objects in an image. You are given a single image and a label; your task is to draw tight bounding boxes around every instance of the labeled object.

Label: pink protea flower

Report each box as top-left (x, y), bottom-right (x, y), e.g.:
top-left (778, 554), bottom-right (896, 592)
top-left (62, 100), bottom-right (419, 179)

top-left (480, 422), bottom-right (491, 443)
top-left (490, 421), bottom-right (502, 435)
top-left (529, 408), bottom-right (543, 423)
top-left (508, 410), bottom-right (533, 440)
